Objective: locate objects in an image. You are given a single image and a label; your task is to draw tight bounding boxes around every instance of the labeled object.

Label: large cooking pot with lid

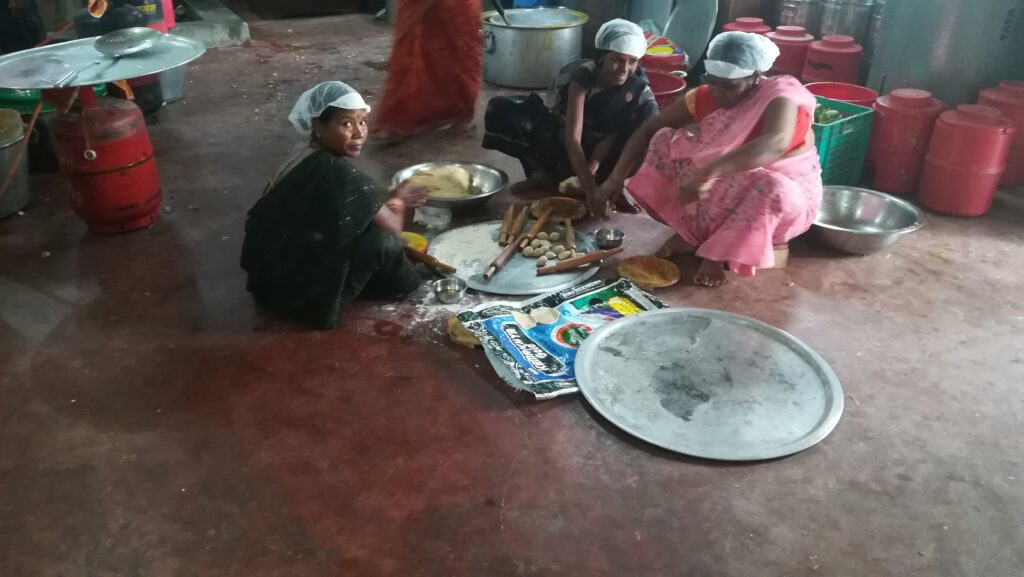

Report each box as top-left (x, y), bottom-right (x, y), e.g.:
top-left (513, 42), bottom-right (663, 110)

top-left (482, 8), bottom-right (589, 89)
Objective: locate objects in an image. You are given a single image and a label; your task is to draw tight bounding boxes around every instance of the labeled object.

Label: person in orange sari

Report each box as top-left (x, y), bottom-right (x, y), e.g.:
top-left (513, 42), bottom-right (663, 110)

top-left (371, 0), bottom-right (482, 140)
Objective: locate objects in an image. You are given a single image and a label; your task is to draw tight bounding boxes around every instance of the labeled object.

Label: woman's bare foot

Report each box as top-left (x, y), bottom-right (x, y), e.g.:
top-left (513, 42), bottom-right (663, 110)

top-left (446, 116), bottom-right (476, 134)
top-left (655, 236), bottom-right (696, 258)
top-left (511, 173), bottom-right (553, 195)
top-left (694, 259), bottom-right (728, 287)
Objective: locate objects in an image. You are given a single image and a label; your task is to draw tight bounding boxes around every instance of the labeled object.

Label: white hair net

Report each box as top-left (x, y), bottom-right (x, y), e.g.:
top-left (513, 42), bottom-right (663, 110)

top-left (288, 81), bottom-right (370, 136)
top-left (595, 19), bottom-right (647, 59)
top-left (704, 31), bottom-right (781, 79)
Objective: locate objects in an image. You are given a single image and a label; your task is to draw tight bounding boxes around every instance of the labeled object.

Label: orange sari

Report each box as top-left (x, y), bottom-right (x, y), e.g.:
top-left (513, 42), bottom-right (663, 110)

top-left (372, 0), bottom-right (482, 137)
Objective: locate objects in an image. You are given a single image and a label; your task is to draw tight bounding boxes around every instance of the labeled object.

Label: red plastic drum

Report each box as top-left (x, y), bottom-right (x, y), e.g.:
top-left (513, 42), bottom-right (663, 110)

top-left (918, 105), bottom-right (1016, 217)
top-left (53, 97), bottom-right (161, 234)
top-left (723, 17), bottom-right (772, 35)
top-left (978, 80), bottom-right (1024, 186)
top-left (766, 26), bottom-right (814, 78)
top-left (869, 89), bottom-right (946, 195)
top-left (802, 35), bottom-right (862, 85)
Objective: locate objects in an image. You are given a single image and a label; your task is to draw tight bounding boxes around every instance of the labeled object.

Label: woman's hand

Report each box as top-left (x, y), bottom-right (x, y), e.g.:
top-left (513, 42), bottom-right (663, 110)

top-left (677, 173), bottom-right (713, 207)
top-left (390, 181), bottom-right (428, 208)
top-left (592, 177), bottom-right (624, 219)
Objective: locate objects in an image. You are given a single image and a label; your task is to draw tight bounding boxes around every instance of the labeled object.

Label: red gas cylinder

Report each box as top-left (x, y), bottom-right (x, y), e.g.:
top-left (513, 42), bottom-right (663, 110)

top-left (869, 88), bottom-right (946, 195)
top-left (722, 17), bottom-right (772, 35)
top-left (918, 105), bottom-right (1016, 217)
top-left (53, 96), bottom-right (161, 234)
top-left (802, 35), bottom-right (862, 85)
top-left (766, 26), bottom-right (814, 78)
top-left (978, 80), bottom-right (1024, 186)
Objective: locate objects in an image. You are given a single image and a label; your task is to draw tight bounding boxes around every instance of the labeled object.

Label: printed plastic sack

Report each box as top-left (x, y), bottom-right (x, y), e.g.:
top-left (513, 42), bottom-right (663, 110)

top-left (457, 279), bottom-right (667, 399)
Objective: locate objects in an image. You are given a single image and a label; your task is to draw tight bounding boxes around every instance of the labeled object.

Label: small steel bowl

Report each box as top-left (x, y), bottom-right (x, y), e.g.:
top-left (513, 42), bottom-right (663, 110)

top-left (392, 161), bottom-right (508, 211)
top-left (433, 278), bottom-right (467, 304)
top-left (594, 228), bottom-right (625, 250)
top-left (812, 186), bottom-right (924, 254)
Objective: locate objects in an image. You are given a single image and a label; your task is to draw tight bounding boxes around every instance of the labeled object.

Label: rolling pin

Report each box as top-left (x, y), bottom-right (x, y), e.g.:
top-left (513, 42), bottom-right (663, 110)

top-left (563, 217), bottom-right (576, 256)
top-left (507, 206), bottom-right (529, 242)
top-left (404, 246), bottom-right (457, 274)
top-left (518, 208), bottom-right (553, 250)
top-left (484, 234), bottom-right (526, 280)
top-left (536, 247), bottom-right (623, 276)
top-left (498, 205), bottom-right (515, 246)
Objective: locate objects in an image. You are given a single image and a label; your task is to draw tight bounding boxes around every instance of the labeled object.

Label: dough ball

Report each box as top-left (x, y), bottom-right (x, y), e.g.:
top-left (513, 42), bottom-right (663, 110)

top-left (545, 251), bottom-right (557, 260)
top-left (558, 176), bottom-right (581, 194)
top-left (537, 232), bottom-right (549, 240)
top-left (539, 240), bottom-right (551, 248)
top-left (530, 307), bottom-right (561, 325)
top-left (549, 232), bottom-right (561, 241)
top-left (552, 245), bottom-right (565, 254)
top-left (522, 247), bottom-right (535, 258)
top-left (511, 310), bottom-right (537, 329)
top-left (536, 256), bottom-right (548, 267)
top-left (530, 239), bottom-right (544, 249)
top-left (558, 251), bottom-right (571, 261)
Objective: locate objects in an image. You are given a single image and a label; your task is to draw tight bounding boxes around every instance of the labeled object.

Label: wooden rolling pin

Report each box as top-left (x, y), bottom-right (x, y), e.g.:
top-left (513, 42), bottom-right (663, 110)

top-left (498, 205), bottom-right (515, 246)
top-left (484, 234), bottom-right (526, 280)
top-left (507, 206), bottom-right (529, 243)
top-left (536, 247), bottom-right (623, 276)
top-left (518, 208), bottom-right (553, 250)
top-left (404, 246), bottom-right (457, 273)
top-left (563, 217), bottom-right (576, 256)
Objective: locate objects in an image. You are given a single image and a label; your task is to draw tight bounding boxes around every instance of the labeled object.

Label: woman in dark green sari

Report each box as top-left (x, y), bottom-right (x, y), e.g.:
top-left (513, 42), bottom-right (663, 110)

top-left (241, 82), bottom-right (427, 329)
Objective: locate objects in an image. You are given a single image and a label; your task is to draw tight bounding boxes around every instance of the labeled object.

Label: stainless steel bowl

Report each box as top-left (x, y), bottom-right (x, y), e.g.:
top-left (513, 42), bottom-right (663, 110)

top-left (594, 228), bottom-right (625, 250)
top-left (392, 161), bottom-right (508, 211)
top-left (433, 278), bottom-right (467, 304)
top-left (812, 186), bottom-right (924, 254)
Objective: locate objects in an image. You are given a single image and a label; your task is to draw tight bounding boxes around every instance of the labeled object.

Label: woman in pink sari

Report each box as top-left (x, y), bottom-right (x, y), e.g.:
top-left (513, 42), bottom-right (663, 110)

top-left (595, 32), bottom-right (822, 286)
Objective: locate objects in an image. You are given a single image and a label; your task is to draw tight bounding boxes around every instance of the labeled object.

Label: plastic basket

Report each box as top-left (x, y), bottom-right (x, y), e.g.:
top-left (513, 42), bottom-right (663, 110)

top-left (813, 96), bottom-right (874, 185)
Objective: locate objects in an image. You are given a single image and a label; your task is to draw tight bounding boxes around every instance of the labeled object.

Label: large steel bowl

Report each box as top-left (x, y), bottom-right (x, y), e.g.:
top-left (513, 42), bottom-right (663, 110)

top-left (392, 161), bottom-right (508, 211)
top-left (812, 186), bottom-right (924, 254)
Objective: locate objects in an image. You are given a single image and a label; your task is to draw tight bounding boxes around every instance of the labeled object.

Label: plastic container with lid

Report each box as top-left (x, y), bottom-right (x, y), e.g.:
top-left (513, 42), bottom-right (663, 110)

top-left (723, 17), bottom-right (772, 35)
top-left (869, 88), bottom-right (946, 194)
top-left (978, 80), bottom-right (1024, 186)
top-left (767, 26), bottom-right (814, 78)
top-left (801, 34), bottom-right (862, 84)
top-left (918, 105), bottom-right (1016, 217)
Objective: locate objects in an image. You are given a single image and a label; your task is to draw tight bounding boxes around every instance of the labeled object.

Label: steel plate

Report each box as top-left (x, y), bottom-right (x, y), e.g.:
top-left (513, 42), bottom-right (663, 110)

top-left (575, 308), bottom-right (843, 461)
top-left (0, 35), bottom-right (205, 90)
top-left (427, 220), bottom-right (599, 296)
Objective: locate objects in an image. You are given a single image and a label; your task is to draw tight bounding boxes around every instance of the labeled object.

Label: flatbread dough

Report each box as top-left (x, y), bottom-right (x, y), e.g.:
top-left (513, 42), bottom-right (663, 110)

top-left (511, 310), bottom-right (537, 329)
top-left (530, 307), bottom-right (561, 325)
top-left (447, 316), bottom-right (480, 348)
top-left (407, 165), bottom-right (475, 198)
top-left (617, 256), bottom-right (681, 289)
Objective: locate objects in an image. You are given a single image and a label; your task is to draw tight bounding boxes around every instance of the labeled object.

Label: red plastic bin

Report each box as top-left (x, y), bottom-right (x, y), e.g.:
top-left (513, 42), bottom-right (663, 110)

top-left (648, 71), bottom-right (688, 110)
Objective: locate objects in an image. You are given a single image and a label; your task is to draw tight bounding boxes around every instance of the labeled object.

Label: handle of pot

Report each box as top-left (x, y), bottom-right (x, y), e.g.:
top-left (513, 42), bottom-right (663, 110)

top-left (670, 71), bottom-right (688, 79)
top-left (483, 29), bottom-right (496, 55)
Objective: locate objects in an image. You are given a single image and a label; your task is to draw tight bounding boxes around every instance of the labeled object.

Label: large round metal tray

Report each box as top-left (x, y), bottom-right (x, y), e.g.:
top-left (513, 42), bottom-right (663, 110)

top-left (427, 220), bottom-right (599, 296)
top-left (0, 35), bottom-right (205, 90)
top-left (575, 308), bottom-right (844, 461)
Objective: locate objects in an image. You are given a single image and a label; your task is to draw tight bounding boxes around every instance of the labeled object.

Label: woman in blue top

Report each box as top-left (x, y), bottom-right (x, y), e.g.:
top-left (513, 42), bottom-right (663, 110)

top-left (482, 19), bottom-right (658, 212)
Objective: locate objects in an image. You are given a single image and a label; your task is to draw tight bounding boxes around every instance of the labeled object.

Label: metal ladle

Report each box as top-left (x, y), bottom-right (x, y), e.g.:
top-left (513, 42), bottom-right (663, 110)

top-left (489, 0), bottom-right (511, 26)
top-left (54, 27), bottom-right (163, 88)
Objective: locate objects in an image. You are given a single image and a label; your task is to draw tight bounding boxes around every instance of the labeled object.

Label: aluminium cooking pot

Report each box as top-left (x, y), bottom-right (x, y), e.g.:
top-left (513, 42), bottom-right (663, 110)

top-left (482, 8), bottom-right (589, 90)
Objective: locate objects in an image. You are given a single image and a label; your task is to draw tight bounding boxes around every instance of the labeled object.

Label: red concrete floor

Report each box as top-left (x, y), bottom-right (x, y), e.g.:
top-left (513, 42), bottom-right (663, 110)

top-left (2, 15), bottom-right (1023, 577)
